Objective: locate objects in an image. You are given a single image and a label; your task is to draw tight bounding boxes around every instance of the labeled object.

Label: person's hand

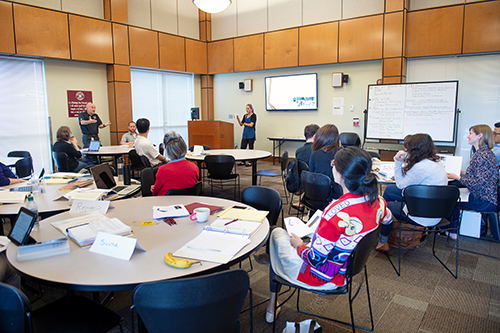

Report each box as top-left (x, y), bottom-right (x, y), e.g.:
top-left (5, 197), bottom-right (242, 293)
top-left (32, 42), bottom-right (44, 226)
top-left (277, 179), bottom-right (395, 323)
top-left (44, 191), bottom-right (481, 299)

top-left (394, 150), bottom-right (407, 162)
top-left (89, 119), bottom-right (97, 124)
top-left (104, 121), bottom-right (111, 127)
top-left (150, 185), bottom-right (154, 192)
top-left (447, 172), bottom-right (460, 181)
top-left (290, 233), bottom-right (303, 249)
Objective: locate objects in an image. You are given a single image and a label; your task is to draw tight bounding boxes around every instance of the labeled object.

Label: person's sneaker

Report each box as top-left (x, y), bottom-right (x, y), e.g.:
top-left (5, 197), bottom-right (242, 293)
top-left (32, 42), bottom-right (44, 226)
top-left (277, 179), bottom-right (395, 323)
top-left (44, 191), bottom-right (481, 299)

top-left (237, 162), bottom-right (245, 166)
top-left (375, 242), bottom-right (390, 252)
top-left (445, 231), bottom-right (458, 240)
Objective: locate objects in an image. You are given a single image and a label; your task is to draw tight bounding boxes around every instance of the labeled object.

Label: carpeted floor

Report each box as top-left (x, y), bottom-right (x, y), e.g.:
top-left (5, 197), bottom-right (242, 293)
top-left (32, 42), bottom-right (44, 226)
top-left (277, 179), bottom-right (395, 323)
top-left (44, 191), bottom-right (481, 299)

top-left (14, 160), bottom-right (500, 332)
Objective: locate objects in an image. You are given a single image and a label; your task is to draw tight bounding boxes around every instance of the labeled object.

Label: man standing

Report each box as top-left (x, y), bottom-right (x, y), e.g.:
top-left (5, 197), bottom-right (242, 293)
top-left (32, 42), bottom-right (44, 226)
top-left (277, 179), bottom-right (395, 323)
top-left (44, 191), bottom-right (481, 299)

top-left (120, 121), bottom-right (138, 146)
top-left (79, 102), bottom-right (111, 148)
top-left (295, 124), bottom-right (319, 164)
top-left (493, 122), bottom-right (500, 165)
top-left (134, 118), bottom-right (167, 167)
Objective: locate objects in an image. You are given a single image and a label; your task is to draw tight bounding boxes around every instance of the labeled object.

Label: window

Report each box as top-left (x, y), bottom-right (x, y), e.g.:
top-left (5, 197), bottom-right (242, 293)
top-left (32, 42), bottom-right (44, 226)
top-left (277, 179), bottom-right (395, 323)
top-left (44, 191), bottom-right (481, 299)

top-left (131, 68), bottom-right (194, 148)
top-left (0, 57), bottom-right (51, 175)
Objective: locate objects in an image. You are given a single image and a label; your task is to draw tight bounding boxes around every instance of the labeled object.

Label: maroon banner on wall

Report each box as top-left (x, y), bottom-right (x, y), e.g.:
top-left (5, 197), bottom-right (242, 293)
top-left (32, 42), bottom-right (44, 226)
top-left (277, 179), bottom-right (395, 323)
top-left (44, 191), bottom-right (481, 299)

top-left (67, 90), bottom-right (93, 117)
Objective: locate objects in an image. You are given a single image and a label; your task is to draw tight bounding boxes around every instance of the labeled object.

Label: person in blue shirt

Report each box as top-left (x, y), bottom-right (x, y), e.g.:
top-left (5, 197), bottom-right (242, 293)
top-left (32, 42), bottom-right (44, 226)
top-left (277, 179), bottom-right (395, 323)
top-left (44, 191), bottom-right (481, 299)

top-left (0, 162), bottom-right (26, 187)
top-left (492, 122), bottom-right (500, 165)
top-left (236, 104), bottom-right (257, 167)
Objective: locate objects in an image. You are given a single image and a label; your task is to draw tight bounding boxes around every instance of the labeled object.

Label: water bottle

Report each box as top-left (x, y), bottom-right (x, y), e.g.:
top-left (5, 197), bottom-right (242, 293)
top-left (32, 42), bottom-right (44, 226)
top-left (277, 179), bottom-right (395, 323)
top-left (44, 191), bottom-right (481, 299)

top-left (117, 157), bottom-right (124, 182)
top-left (30, 173), bottom-right (41, 196)
top-left (26, 195), bottom-right (41, 230)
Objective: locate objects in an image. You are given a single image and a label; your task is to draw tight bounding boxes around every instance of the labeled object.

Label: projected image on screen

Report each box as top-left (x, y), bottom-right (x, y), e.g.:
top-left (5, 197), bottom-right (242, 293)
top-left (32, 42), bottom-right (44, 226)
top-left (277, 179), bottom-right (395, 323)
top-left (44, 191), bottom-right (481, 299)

top-left (265, 73), bottom-right (317, 111)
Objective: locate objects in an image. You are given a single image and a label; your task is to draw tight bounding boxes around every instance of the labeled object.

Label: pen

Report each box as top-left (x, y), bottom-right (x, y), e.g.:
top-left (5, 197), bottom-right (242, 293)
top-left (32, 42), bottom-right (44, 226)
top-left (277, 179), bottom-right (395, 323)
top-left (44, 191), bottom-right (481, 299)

top-left (224, 218), bottom-right (239, 226)
top-left (66, 223), bottom-right (89, 232)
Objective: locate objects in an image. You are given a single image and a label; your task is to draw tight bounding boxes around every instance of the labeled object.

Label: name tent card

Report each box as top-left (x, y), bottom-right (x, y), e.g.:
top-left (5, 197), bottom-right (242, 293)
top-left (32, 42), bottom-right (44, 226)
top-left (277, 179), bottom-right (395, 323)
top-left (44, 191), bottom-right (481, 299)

top-left (89, 232), bottom-right (146, 261)
top-left (70, 200), bottom-right (111, 214)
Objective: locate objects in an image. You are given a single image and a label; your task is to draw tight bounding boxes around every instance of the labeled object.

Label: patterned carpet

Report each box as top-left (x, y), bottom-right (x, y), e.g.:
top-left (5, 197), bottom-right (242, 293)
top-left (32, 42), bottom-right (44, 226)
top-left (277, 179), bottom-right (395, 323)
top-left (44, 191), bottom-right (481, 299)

top-left (17, 160), bottom-right (500, 332)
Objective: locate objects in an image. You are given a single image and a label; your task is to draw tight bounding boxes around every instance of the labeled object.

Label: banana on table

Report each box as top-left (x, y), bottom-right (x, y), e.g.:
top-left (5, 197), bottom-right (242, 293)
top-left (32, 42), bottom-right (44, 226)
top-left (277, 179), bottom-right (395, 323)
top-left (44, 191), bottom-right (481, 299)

top-left (164, 252), bottom-right (200, 268)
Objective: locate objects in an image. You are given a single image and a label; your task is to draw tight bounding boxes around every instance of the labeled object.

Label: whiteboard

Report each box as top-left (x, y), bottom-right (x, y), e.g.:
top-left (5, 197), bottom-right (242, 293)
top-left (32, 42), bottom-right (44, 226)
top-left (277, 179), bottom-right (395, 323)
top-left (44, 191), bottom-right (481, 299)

top-left (366, 81), bottom-right (458, 142)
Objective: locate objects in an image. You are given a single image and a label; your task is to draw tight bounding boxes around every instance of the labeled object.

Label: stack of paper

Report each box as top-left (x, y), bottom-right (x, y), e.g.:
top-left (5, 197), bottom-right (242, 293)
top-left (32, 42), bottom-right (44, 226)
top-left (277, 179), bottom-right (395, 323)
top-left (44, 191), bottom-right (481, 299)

top-left (152, 205), bottom-right (189, 219)
top-left (204, 218), bottom-right (263, 237)
top-left (217, 208), bottom-right (269, 222)
top-left (67, 218), bottom-right (132, 246)
top-left (0, 191), bottom-right (26, 204)
top-left (284, 210), bottom-right (322, 238)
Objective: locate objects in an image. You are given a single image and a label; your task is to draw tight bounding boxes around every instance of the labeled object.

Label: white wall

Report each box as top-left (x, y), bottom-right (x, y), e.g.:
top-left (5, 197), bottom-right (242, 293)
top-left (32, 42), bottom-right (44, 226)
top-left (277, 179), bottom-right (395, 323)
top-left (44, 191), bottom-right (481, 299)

top-left (407, 54), bottom-right (500, 169)
top-left (14, 0), bottom-right (104, 18)
top-left (44, 59), bottom-right (110, 147)
top-left (213, 61), bottom-right (382, 156)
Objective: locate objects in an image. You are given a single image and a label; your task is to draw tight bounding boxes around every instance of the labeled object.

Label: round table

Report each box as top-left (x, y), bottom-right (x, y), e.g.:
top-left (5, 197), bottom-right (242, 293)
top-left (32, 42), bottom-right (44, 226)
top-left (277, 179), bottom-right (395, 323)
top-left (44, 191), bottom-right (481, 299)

top-left (186, 149), bottom-right (271, 185)
top-left (82, 145), bottom-right (133, 165)
top-left (6, 196), bottom-right (269, 291)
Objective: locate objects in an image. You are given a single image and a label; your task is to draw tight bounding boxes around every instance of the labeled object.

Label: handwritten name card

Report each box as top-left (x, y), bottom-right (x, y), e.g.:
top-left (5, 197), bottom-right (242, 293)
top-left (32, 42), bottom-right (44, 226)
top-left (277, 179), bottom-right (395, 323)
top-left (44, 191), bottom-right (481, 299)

top-left (70, 200), bottom-right (110, 214)
top-left (89, 232), bottom-right (146, 261)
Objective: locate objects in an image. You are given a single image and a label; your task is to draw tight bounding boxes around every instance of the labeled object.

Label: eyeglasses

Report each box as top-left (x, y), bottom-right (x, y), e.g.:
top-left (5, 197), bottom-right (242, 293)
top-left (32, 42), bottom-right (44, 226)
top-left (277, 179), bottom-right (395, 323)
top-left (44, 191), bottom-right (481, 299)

top-left (494, 132), bottom-right (500, 136)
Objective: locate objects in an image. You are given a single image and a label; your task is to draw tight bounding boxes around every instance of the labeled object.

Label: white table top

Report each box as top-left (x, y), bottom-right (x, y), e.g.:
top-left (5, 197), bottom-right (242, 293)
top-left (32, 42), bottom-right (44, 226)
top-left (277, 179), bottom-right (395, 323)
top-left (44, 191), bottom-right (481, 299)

top-left (6, 196), bottom-right (269, 291)
top-left (82, 145), bottom-right (133, 155)
top-left (0, 156), bottom-right (22, 166)
top-left (186, 149), bottom-right (271, 161)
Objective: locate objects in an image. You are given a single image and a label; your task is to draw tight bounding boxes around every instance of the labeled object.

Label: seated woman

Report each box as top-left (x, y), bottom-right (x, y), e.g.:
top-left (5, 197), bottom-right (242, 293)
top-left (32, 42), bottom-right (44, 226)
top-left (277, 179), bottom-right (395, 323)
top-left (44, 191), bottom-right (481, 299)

top-left (376, 134), bottom-right (447, 251)
top-left (447, 124), bottom-right (498, 238)
top-left (265, 147), bottom-right (392, 323)
top-left (52, 126), bottom-right (90, 173)
top-left (0, 162), bottom-right (26, 186)
top-left (152, 131), bottom-right (199, 196)
top-left (308, 124), bottom-right (343, 199)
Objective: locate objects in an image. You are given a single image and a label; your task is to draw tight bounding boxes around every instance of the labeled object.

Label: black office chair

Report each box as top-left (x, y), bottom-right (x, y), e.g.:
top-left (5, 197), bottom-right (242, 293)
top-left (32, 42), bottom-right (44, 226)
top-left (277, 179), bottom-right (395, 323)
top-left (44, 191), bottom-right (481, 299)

top-left (7, 150), bottom-right (31, 158)
top-left (0, 282), bottom-right (123, 333)
top-left (271, 229), bottom-right (379, 333)
top-left (255, 150), bottom-right (289, 205)
top-left (159, 143), bottom-right (164, 156)
top-left (52, 151), bottom-right (70, 172)
top-left (188, 145), bottom-right (211, 152)
top-left (299, 171), bottom-right (333, 217)
top-left (384, 185), bottom-right (461, 278)
top-left (130, 269), bottom-right (252, 333)
top-left (15, 157), bottom-right (33, 179)
top-left (340, 132), bottom-right (361, 148)
top-left (140, 155), bottom-right (151, 168)
top-left (286, 159), bottom-right (309, 215)
top-left (242, 186), bottom-right (282, 227)
top-left (128, 149), bottom-right (146, 178)
top-left (166, 181), bottom-right (202, 196)
top-left (141, 167), bottom-right (155, 197)
top-left (204, 155), bottom-right (240, 200)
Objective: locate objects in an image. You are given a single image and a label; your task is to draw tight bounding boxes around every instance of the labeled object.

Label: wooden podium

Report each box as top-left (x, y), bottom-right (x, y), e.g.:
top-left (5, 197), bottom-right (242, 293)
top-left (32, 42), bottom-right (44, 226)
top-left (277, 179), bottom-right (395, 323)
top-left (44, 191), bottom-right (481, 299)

top-left (188, 120), bottom-right (234, 149)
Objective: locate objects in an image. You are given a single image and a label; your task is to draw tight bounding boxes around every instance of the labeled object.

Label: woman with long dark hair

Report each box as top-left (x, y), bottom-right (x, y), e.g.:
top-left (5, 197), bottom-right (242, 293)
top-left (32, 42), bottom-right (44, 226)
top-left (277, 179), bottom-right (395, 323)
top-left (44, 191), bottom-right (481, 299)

top-left (376, 133), bottom-right (447, 251)
top-left (265, 147), bottom-right (392, 323)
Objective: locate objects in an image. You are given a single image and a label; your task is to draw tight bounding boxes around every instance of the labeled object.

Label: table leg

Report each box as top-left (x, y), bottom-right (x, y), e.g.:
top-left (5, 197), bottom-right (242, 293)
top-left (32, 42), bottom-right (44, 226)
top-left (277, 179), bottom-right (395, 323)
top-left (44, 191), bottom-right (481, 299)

top-left (251, 161), bottom-right (257, 185)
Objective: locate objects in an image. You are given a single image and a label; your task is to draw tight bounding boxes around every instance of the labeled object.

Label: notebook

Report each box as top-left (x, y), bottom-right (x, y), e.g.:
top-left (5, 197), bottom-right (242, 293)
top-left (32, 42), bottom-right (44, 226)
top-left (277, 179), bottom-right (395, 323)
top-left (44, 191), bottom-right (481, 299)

top-left (88, 140), bottom-right (101, 152)
top-left (90, 163), bottom-right (140, 196)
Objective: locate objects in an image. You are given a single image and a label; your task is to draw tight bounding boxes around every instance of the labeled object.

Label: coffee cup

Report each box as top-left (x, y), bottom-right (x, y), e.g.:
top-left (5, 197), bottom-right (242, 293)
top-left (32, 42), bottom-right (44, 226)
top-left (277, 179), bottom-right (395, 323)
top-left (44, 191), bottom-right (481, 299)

top-left (189, 207), bottom-right (210, 223)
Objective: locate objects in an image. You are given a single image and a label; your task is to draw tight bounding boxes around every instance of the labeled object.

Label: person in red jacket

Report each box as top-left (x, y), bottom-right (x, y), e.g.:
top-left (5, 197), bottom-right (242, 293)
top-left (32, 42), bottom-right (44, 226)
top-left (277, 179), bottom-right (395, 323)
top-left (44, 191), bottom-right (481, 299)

top-left (264, 147), bottom-right (393, 323)
top-left (152, 131), bottom-right (199, 196)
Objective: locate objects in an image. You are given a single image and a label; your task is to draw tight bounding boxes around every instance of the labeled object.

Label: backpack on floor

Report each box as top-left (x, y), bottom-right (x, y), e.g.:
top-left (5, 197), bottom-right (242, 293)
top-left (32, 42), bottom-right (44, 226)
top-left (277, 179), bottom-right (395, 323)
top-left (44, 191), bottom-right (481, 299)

top-left (285, 158), bottom-right (301, 194)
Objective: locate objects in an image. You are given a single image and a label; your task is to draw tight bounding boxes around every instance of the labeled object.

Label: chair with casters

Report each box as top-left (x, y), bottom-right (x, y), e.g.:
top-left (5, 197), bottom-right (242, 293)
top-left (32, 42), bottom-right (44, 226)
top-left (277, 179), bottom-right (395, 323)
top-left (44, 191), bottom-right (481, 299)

top-left (287, 159), bottom-right (309, 215)
top-left (128, 149), bottom-right (146, 178)
top-left (141, 167), bottom-right (155, 197)
top-left (204, 155), bottom-right (240, 200)
top-left (52, 151), bottom-right (70, 172)
top-left (384, 185), bottom-right (461, 278)
top-left (271, 228), bottom-right (380, 333)
top-left (15, 157), bottom-right (34, 179)
top-left (159, 143), bottom-right (164, 156)
top-left (255, 150), bottom-right (289, 205)
top-left (166, 181), bottom-right (202, 196)
top-left (299, 171), bottom-right (333, 217)
top-left (130, 269), bottom-right (252, 333)
top-left (0, 282), bottom-right (123, 333)
top-left (340, 132), bottom-right (361, 148)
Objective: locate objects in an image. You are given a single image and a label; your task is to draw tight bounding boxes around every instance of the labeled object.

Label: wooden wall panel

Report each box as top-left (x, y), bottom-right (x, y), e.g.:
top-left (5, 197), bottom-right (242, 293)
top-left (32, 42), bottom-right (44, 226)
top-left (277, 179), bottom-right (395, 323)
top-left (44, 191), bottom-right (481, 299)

top-left (208, 39), bottom-right (234, 74)
top-left (265, 29), bottom-right (299, 69)
top-left (299, 22), bottom-right (338, 66)
top-left (0, 1), bottom-right (15, 54)
top-left (107, 81), bottom-right (117, 135)
top-left (107, 64), bottom-right (131, 82)
top-left (406, 6), bottom-right (463, 57)
top-left (463, 1), bottom-right (500, 54)
top-left (234, 34), bottom-right (264, 72)
top-left (106, 0), bottom-right (128, 24)
top-left (385, 0), bottom-right (406, 12)
top-left (384, 12), bottom-right (404, 58)
top-left (339, 15), bottom-right (383, 62)
top-left (69, 15), bottom-right (113, 63)
top-left (112, 23), bottom-right (129, 65)
top-left (383, 76), bottom-right (406, 84)
top-left (383, 57), bottom-right (402, 76)
top-left (159, 33), bottom-right (186, 72)
top-left (13, 4), bottom-right (70, 59)
top-left (186, 39), bottom-right (207, 74)
top-left (129, 27), bottom-right (159, 68)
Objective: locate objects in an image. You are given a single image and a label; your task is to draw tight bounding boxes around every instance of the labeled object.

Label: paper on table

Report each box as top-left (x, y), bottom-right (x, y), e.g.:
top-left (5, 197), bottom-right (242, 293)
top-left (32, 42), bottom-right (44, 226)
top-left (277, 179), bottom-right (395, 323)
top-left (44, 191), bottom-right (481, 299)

top-left (51, 212), bottom-right (111, 236)
top-left (0, 236), bottom-right (10, 253)
top-left (70, 200), bottom-right (110, 214)
top-left (152, 205), bottom-right (189, 219)
top-left (174, 230), bottom-right (251, 264)
top-left (67, 217), bottom-right (132, 246)
top-left (217, 208), bottom-right (268, 222)
top-left (0, 191), bottom-right (26, 204)
top-left (204, 218), bottom-right (263, 237)
top-left (53, 188), bottom-right (109, 201)
top-left (378, 162), bottom-right (395, 179)
top-left (438, 155), bottom-right (463, 176)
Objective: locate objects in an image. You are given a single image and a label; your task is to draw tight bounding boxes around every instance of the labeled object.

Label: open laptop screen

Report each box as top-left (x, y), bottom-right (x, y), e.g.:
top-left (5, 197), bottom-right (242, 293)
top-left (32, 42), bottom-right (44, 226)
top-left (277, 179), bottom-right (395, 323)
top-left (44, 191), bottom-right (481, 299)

top-left (88, 140), bottom-right (101, 152)
top-left (90, 163), bottom-right (116, 190)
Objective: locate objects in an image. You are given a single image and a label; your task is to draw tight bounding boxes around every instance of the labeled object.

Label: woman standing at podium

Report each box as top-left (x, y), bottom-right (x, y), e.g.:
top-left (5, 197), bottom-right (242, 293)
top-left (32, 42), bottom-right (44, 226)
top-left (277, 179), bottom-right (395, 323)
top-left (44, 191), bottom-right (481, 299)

top-left (236, 104), bottom-right (256, 167)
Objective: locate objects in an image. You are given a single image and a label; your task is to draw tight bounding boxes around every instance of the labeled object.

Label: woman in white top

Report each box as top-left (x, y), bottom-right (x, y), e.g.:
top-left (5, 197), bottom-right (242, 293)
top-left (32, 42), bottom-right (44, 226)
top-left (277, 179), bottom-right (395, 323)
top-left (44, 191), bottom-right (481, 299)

top-left (376, 133), bottom-right (448, 251)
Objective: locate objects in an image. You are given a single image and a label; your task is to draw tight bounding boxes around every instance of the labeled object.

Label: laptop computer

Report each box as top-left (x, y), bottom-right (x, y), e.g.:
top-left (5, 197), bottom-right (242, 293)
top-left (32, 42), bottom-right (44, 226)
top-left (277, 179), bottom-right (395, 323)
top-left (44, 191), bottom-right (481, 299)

top-left (90, 163), bottom-right (140, 196)
top-left (10, 168), bottom-right (45, 192)
top-left (88, 140), bottom-right (101, 152)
